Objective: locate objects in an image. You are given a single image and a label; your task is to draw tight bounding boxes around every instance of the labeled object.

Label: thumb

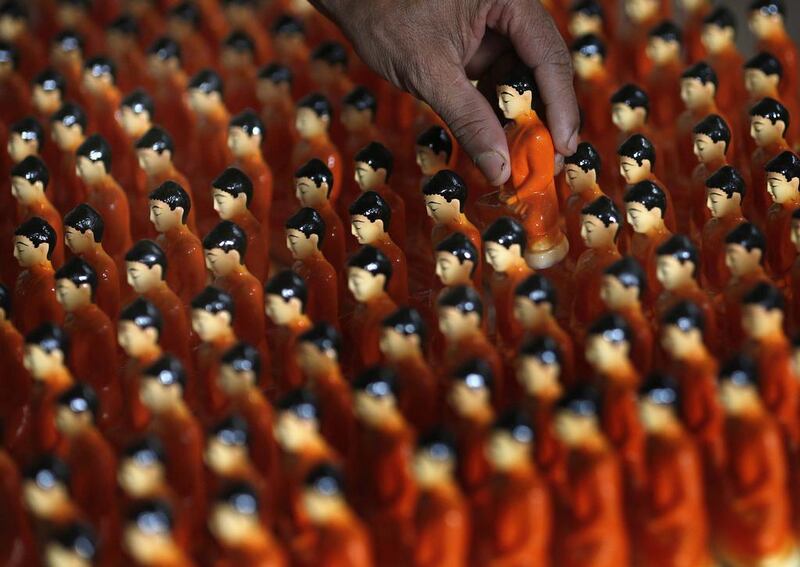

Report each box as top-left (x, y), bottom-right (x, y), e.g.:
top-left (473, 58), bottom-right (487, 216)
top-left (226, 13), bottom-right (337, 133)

top-left (419, 65), bottom-right (510, 187)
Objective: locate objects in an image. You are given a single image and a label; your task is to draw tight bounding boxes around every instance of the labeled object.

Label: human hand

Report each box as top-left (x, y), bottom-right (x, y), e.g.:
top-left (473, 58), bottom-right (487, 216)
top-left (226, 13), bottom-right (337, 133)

top-left (310, 0), bottom-right (579, 186)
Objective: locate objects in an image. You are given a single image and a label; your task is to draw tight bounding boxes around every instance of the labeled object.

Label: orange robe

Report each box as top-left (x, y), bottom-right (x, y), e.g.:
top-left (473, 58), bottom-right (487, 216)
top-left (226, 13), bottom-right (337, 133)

top-left (144, 165), bottom-right (198, 238)
top-left (613, 304), bottom-right (653, 376)
top-left (700, 211), bottom-right (743, 293)
top-left (18, 198), bottom-right (65, 269)
top-left (564, 184), bottom-right (604, 263)
top-left (448, 413), bottom-right (493, 498)
top-left (293, 251), bottom-right (338, 325)
top-left (718, 412), bottom-right (794, 565)
top-left (0, 320), bottom-right (29, 425)
top-left (600, 367), bottom-right (644, 483)
top-left (308, 367), bottom-right (354, 456)
top-left (142, 284), bottom-right (193, 372)
top-left (314, 200), bottom-right (346, 271)
top-left (747, 140), bottom-right (790, 228)
top-left (656, 282), bottom-right (720, 355)
top-left (688, 157), bottom-right (726, 243)
top-left (12, 263), bottom-right (64, 335)
top-left (389, 355), bottom-right (438, 434)
top-left (555, 444), bottom-right (629, 567)
top-left (290, 512), bottom-right (373, 567)
top-left (222, 67), bottom-right (259, 115)
top-left (234, 152), bottom-right (274, 232)
top-left (0, 450), bottom-right (37, 567)
top-left (471, 467), bottom-right (552, 567)
top-left (757, 33), bottom-right (799, 123)
top-left (188, 106), bottom-right (232, 232)
top-left (721, 268), bottom-right (770, 352)
top-left (347, 293), bottom-right (397, 372)
top-left (176, 31), bottom-right (214, 77)
top-left (229, 388), bottom-right (279, 489)
top-left (0, 72), bottom-right (30, 126)
top-left (636, 430), bottom-right (710, 567)
top-left (526, 397), bottom-right (566, 485)
top-left (371, 234), bottom-right (408, 304)
top-left (86, 176), bottom-right (133, 269)
top-left (150, 72), bottom-right (194, 172)
top-left (792, 256), bottom-right (800, 333)
top-left (64, 304), bottom-right (123, 430)
top-left (84, 86), bottom-right (130, 187)
top-left (370, 183), bottom-right (407, 252)
top-left (766, 201), bottom-right (800, 279)
top-left (213, 269), bottom-right (268, 360)
top-left (213, 534), bottom-right (287, 567)
top-left (443, 331), bottom-right (505, 410)
top-left (192, 336), bottom-right (236, 426)
top-left (505, 111), bottom-right (561, 251)
top-left (10, 33), bottom-right (46, 82)
top-left (708, 46), bottom-right (746, 137)
top-left (77, 244), bottom-right (120, 321)
top-left (645, 60), bottom-right (683, 135)
top-left (267, 318), bottom-right (311, 398)
top-left (229, 209), bottom-right (269, 283)
top-left (411, 484), bottom-right (469, 567)
top-left (260, 96), bottom-right (296, 191)
top-left (628, 225), bottom-right (672, 305)
top-left (571, 246), bottom-right (621, 330)
top-left (156, 225), bottom-right (207, 307)
top-left (490, 262), bottom-right (533, 350)
top-left (291, 134), bottom-right (342, 205)
top-left (116, 351), bottom-right (160, 447)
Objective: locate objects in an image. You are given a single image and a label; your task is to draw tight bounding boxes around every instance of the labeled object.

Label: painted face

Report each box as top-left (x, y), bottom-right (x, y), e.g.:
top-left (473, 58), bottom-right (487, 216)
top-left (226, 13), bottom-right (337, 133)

top-left (706, 187), bottom-right (739, 218)
top-left (55, 278), bottom-right (90, 312)
top-left (416, 146), bottom-right (447, 176)
top-left (646, 37), bottom-right (679, 65)
top-left (350, 214), bottom-right (382, 244)
top-left (412, 452), bottom-right (452, 487)
top-left (126, 261), bottom-right (161, 294)
top-left (611, 103), bottom-right (644, 132)
top-left (117, 321), bottom-right (158, 358)
top-left (285, 228), bottom-right (317, 259)
top-left (565, 163), bottom-right (595, 192)
top-left (766, 172), bottom-right (799, 204)
top-left (10, 176), bottom-right (42, 205)
top-left (693, 133), bottom-right (725, 164)
top-left (227, 126), bottom-right (259, 158)
top-left (424, 194), bottom-right (459, 224)
top-left (13, 235), bottom-right (48, 268)
top-left (572, 52), bottom-right (603, 79)
top-left (378, 327), bottom-right (417, 359)
top-left (638, 398), bottom-right (673, 432)
top-left (599, 275), bottom-right (637, 309)
top-left (347, 266), bottom-right (384, 302)
top-left (295, 176), bottom-right (328, 207)
top-left (569, 12), bottom-right (602, 38)
top-left (484, 241), bottom-right (517, 273)
top-left (701, 23), bottom-right (733, 54)
top-left (496, 85), bottom-right (533, 121)
top-left (75, 156), bottom-right (106, 185)
top-left (625, 201), bottom-right (660, 233)
top-left (51, 121), bottom-right (82, 152)
top-left (580, 215), bottom-right (616, 248)
top-left (209, 504), bottom-right (254, 546)
top-left (741, 304), bottom-right (782, 339)
top-left (437, 306), bottom-right (478, 338)
top-left (486, 431), bottom-right (527, 471)
top-left (680, 77), bottom-right (714, 110)
top-left (435, 251), bottom-right (472, 286)
top-left (516, 355), bottom-right (559, 396)
top-left (32, 85), bottom-right (62, 115)
top-left (660, 325), bottom-right (699, 359)
top-left (353, 161), bottom-right (384, 191)
top-left (618, 156), bottom-right (649, 184)
top-left (149, 199), bottom-right (182, 232)
top-left (624, 0), bottom-right (658, 22)
top-left (656, 255), bottom-right (694, 290)
top-left (512, 296), bottom-right (549, 328)
top-left (749, 10), bottom-right (782, 39)
top-left (750, 115), bottom-right (784, 147)
top-left (265, 294), bottom-right (302, 325)
top-left (23, 344), bottom-right (61, 380)
top-left (7, 132), bottom-right (38, 163)
top-left (212, 189), bottom-right (245, 220)
top-left (724, 243), bottom-right (761, 277)
top-left (188, 88), bottom-right (219, 115)
top-left (295, 107), bottom-right (328, 139)
top-left (64, 226), bottom-right (93, 254)
top-left (447, 380), bottom-right (489, 417)
top-left (44, 541), bottom-right (94, 567)
top-left (204, 247), bottom-right (239, 276)
top-left (341, 105), bottom-right (372, 133)
top-left (191, 309), bottom-right (230, 343)
top-left (137, 148), bottom-right (170, 175)
top-left (744, 68), bottom-right (777, 98)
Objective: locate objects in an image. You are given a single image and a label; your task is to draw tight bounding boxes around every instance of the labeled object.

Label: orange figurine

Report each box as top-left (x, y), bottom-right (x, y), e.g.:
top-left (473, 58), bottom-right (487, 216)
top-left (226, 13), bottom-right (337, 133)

top-left (0, 3), bottom-right (46, 82)
top-left (145, 38), bottom-right (194, 168)
top-left (12, 217), bottom-right (64, 335)
top-left (219, 31), bottom-right (259, 115)
top-left (552, 385), bottom-right (630, 567)
top-left (345, 246), bottom-right (397, 371)
top-left (186, 69), bottom-right (232, 233)
top-left (43, 522), bottom-right (98, 567)
top-left (166, 2), bottom-right (214, 77)
top-left (10, 155), bottom-right (65, 268)
top-left (292, 93), bottom-right (342, 206)
top-left (265, 270), bottom-right (312, 397)
top-left (408, 428), bottom-right (469, 567)
top-left (80, 57), bottom-right (131, 186)
top-left (483, 217), bottom-right (533, 349)
top-left (516, 335), bottom-right (567, 482)
top-left (496, 66), bottom-right (568, 268)
top-left (348, 367), bottom-right (416, 565)
top-left (0, 41), bottom-right (30, 125)
top-left (570, 35), bottom-right (615, 148)
top-left (563, 143), bottom-right (605, 263)
top-left (308, 41), bottom-right (352, 146)
top-left (285, 207), bottom-right (339, 325)
top-left (218, 342), bottom-right (279, 486)
top-left (188, 286), bottom-right (238, 425)
top-left (220, 0), bottom-right (273, 66)
top-left (64, 206), bottom-right (120, 322)
top-left (228, 109), bottom-right (274, 232)
top-left (791, 209), bottom-right (800, 332)
top-left (55, 0), bottom-right (104, 56)
top-left (0, 285), bottom-right (30, 429)
top-left (50, 31), bottom-right (87, 109)
top-left (620, 0), bottom-right (660, 82)
top-left (256, 63), bottom-right (296, 191)
top-left (571, 196), bottom-right (622, 331)
top-left (568, 0), bottom-right (616, 46)
top-left (742, 283), bottom-right (799, 446)
top-left (623, 180), bottom-right (673, 303)
top-left (75, 133), bottom-right (132, 269)
top-left (208, 481), bottom-right (287, 567)
top-left (445, 359), bottom-right (495, 499)
top-left (202, 222), bottom-right (269, 373)
top-left (54, 383), bottom-right (120, 564)
top-left (379, 308), bottom-right (439, 433)
top-left (340, 86), bottom-right (384, 212)
top-left (721, 223), bottom-right (770, 351)
top-left (21, 454), bottom-right (83, 543)
top-left (269, 15), bottom-right (312, 100)
top-left (124, 239), bottom-right (193, 371)
top-left (749, 0), bottom-right (798, 123)
top-left (701, 8), bottom-right (746, 128)
top-left (116, 298), bottom-right (163, 442)
top-left (599, 257), bottom-right (654, 374)
top-left (294, 159), bottom-right (346, 270)
top-left (585, 314), bottom-right (644, 482)
top-left (295, 323), bottom-right (354, 455)
top-left (688, 115), bottom-right (730, 241)
top-left (49, 102), bottom-right (87, 216)
top-left (764, 151), bottom-right (800, 278)
top-left (349, 191), bottom-right (408, 304)
top-left (643, 22), bottom-right (684, 134)
top-left (747, 97), bottom-right (791, 227)
top-left (617, 134), bottom-right (676, 233)
top-left (54, 258), bottom-right (122, 429)
top-left (106, 15), bottom-right (150, 95)
top-left (716, 354), bottom-right (798, 566)
top-left (352, 142), bottom-right (406, 250)
top-left (117, 89), bottom-right (155, 211)
top-left (701, 166), bottom-right (746, 292)
top-left (140, 355), bottom-right (207, 543)
top-left (434, 232), bottom-right (481, 301)
top-left (635, 372), bottom-right (712, 567)
top-left (659, 301), bottom-right (724, 474)
top-left (681, 0), bottom-right (712, 63)
top-left (149, 181), bottom-right (206, 307)
top-left (438, 288), bottom-right (505, 407)
top-left (122, 499), bottom-right (197, 567)
top-left (212, 167), bottom-right (269, 283)
top-left (471, 409), bottom-right (552, 567)
top-left (292, 463), bottom-right (374, 567)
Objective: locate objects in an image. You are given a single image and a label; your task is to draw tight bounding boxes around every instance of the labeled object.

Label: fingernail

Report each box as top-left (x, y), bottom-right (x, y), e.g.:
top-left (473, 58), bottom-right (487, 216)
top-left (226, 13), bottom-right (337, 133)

top-left (476, 151), bottom-right (508, 186)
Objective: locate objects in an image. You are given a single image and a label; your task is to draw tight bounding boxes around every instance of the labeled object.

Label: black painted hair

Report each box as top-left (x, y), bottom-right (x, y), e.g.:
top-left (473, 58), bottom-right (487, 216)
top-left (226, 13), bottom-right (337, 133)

top-left (719, 353), bottom-right (759, 388)
top-left (604, 256), bottom-right (647, 295)
top-left (33, 68), bottom-right (66, 94)
top-left (127, 499), bottom-right (174, 533)
top-left (662, 300), bottom-right (705, 332)
top-left (416, 427), bottom-right (457, 461)
top-left (724, 222), bottom-right (765, 253)
top-left (203, 221), bottom-right (248, 260)
top-left (311, 40), bottom-right (348, 67)
top-left (499, 65), bottom-right (535, 96)
top-left (11, 116), bottom-right (44, 146)
top-left (298, 323), bottom-right (341, 356)
top-left (304, 462), bottom-right (344, 495)
top-left (120, 297), bottom-right (163, 333)
top-left (56, 382), bottom-right (99, 421)
top-left (571, 0), bottom-right (603, 17)
top-left (125, 240), bottom-right (167, 276)
top-left (342, 85), bottom-right (377, 115)
top-left (765, 150), bottom-right (800, 182)
top-left (682, 61), bottom-right (718, 88)
top-left (0, 284), bottom-right (9, 317)
top-left (749, 97), bottom-right (790, 130)
top-left (149, 180), bottom-right (191, 222)
top-left (76, 133), bottom-right (112, 172)
top-left (84, 56), bottom-right (116, 82)
top-left (638, 371), bottom-right (679, 407)
top-left (514, 274), bottom-right (557, 307)
top-left (353, 365), bottom-right (397, 398)
top-left (581, 195), bottom-right (622, 226)
top-left (53, 30), bottom-right (84, 54)
top-left (0, 39), bottom-right (17, 68)
top-left (382, 307), bottom-right (426, 341)
top-left (25, 322), bottom-right (69, 356)
top-left (223, 30), bottom-right (255, 54)
top-left (617, 133), bottom-right (656, 168)
top-left (610, 84), bottom-right (649, 112)
top-left (492, 408), bottom-right (534, 444)
top-left (297, 93), bottom-right (332, 120)
top-left (749, 0), bottom-right (785, 18)
top-left (349, 191), bottom-right (391, 230)
top-left (436, 232), bottom-right (478, 273)
top-left (416, 125), bottom-right (453, 162)
top-left (571, 33), bottom-right (606, 58)
top-left (742, 281), bottom-right (784, 311)
top-left (23, 453), bottom-right (70, 488)
top-left (190, 286), bottom-right (235, 316)
top-left (453, 358), bottom-right (493, 390)
top-left (213, 167), bottom-right (253, 205)
top-left (15, 216), bottom-right (56, 259)
top-left (276, 388), bottom-right (319, 420)
top-left (520, 334), bottom-right (562, 366)
top-left (50, 522), bottom-right (97, 561)
top-left (55, 257), bottom-right (97, 295)
top-left (136, 126), bottom-right (174, 154)
top-left (221, 342), bottom-right (261, 376)
top-left (347, 245), bottom-right (392, 284)
top-left (0, 1), bottom-right (28, 21)
top-left (438, 285), bottom-right (483, 318)
top-left (210, 414), bottom-right (249, 447)
top-left (705, 165), bottom-right (745, 198)
top-left (656, 234), bottom-right (699, 276)
top-left (648, 20), bottom-right (682, 43)
top-left (624, 180), bottom-right (667, 217)
top-left (258, 62), bottom-right (292, 85)
top-left (355, 141), bottom-right (394, 181)
top-left (422, 170), bottom-right (467, 211)
top-left (285, 207), bottom-right (326, 244)
top-left (169, 1), bottom-right (201, 25)
top-left (556, 384), bottom-right (601, 416)
top-left (564, 141), bottom-right (601, 174)
top-left (587, 312), bottom-right (631, 344)
top-left (745, 52), bottom-right (782, 78)
top-left (294, 158), bottom-right (333, 196)
top-left (142, 355), bottom-right (186, 389)
top-left (148, 36), bottom-right (181, 62)
top-left (121, 89), bottom-right (154, 116)
top-left (265, 269), bottom-right (307, 309)
top-left (50, 102), bottom-right (87, 131)
top-left (217, 481), bottom-right (259, 514)
top-left (483, 216), bottom-right (527, 250)
top-left (11, 155), bottom-right (49, 189)
top-left (692, 114), bottom-right (731, 150)
top-left (704, 6), bottom-right (737, 29)
top-left (188, 68), bottom-right (223, 95)
top-left (271, 13), bottom-right (305, 35)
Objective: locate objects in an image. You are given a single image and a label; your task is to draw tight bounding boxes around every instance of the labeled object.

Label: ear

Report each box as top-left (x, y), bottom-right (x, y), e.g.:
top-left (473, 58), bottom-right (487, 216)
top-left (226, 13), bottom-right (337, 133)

top-left (375, 273), bottom-right (387, 289)
top-left (309, 233), bottom-right (320, 249)
top-left (776, 120), bottom-right (787, 136)
top-left (288, 297), bottom-right (303, 313)
top-left (509, 243), bottom-right (523, 257)
top-left (790, 177), bottom-right (800, 191)
top-left (374, 219), bottom-right (385, 233)
top-left (33, 181), bottom-right (45, 193)
top-left (173, 206), bottom-right (185, 222)
top-left (521, 90), bottom-right (534, 107)
top-left (143, 327), bottom-right (159, 343)
top-left (218, 310), bottom-right (232, 325)
top-left (641, 159), bottom-right (652, 172)
top-left (229, 249), bottom-right (243, 265)
top-left (38, 242), bottom-right (50, 259)
top-left (151, 264), bottom-right (164, 280)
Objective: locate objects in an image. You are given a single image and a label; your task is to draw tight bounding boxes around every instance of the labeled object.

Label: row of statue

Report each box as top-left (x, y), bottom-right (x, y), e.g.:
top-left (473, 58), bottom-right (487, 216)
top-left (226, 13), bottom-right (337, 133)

top-left (1, 0), bottom-right (800, 566)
